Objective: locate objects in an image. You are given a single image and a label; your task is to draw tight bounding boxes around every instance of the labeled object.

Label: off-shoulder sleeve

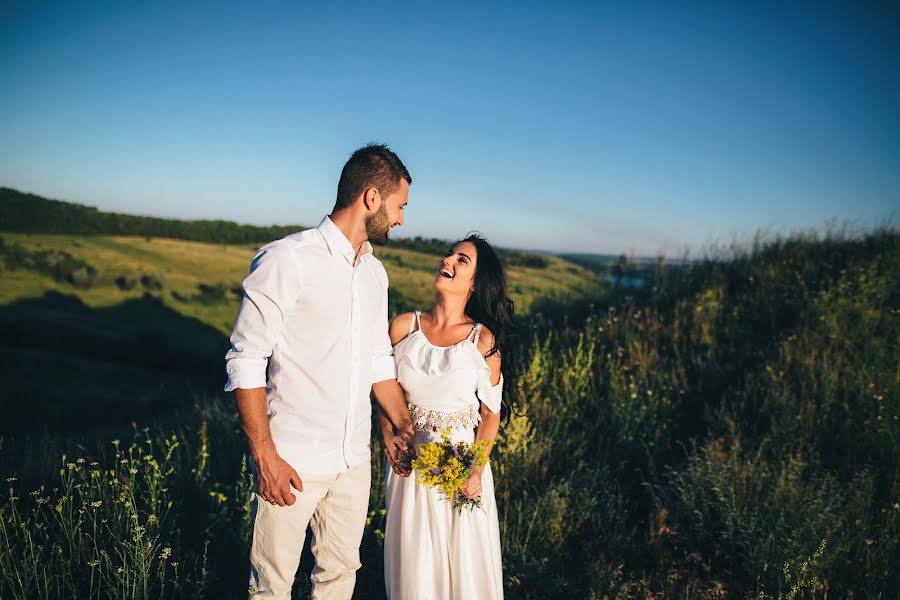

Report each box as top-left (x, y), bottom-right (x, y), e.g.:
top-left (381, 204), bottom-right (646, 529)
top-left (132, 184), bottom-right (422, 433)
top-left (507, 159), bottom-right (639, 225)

top-left (476, 368), bottom-right (504, 414)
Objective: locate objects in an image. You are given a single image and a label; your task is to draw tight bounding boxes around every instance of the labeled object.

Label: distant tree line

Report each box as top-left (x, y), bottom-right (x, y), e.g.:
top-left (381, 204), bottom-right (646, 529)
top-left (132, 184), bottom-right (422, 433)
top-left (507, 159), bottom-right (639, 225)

top-left (0, 188), bottom-right (304, 245)
top-left (0, 187), bottom-right (549, 267)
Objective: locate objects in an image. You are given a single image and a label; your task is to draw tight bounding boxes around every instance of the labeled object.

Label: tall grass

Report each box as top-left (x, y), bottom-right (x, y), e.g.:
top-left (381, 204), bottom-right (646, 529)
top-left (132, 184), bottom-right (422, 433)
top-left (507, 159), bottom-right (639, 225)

top-left (1, 227), bottom-right (897, 598)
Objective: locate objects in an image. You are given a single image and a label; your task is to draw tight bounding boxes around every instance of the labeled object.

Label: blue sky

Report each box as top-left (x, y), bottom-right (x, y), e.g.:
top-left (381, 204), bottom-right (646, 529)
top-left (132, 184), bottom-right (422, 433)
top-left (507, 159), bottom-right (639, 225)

top-left (1, 2), bottom-right (898, 255)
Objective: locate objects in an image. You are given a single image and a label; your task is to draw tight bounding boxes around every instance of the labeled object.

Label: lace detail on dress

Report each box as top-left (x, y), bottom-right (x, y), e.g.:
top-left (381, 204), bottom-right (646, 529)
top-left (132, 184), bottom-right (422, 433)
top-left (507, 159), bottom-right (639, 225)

top-left (408, 403), bottom-right (480, 432)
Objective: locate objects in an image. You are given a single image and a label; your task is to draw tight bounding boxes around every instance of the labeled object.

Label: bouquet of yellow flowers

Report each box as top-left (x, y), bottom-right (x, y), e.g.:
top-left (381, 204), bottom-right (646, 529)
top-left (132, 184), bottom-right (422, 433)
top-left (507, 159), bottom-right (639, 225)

top-left (411, 428), bottom-right (494, 512)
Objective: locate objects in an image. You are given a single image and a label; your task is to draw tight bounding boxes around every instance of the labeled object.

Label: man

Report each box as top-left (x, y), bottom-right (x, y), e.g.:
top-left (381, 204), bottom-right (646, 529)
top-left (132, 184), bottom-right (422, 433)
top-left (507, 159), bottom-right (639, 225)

top-left (225, 144), bottom-right (415, 599)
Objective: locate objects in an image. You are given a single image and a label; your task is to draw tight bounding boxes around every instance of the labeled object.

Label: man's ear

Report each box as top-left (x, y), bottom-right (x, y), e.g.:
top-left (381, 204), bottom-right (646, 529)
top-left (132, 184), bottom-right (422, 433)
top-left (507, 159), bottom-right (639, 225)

top-left (362, 187), bottom-right (381, 212)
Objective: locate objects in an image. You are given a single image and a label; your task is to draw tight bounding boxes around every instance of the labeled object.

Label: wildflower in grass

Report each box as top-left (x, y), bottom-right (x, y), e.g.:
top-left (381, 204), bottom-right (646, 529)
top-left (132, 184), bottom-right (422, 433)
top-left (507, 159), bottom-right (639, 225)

top-left (411, 427), bottom-right (493, 512)
top-left (159, 547), bottom-right (172, 560)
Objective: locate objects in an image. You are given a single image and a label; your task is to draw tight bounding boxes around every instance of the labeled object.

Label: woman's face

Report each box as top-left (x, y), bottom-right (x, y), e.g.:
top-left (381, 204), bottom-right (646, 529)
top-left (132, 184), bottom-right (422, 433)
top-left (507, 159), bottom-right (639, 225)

top-left (434, 241), bottom-right (478, 295)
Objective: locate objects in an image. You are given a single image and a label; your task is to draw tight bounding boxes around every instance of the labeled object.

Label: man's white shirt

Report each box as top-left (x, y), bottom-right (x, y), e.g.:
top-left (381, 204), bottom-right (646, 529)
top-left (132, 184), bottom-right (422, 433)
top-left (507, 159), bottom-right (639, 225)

top-left (225, 216), bottom-right (396, 474)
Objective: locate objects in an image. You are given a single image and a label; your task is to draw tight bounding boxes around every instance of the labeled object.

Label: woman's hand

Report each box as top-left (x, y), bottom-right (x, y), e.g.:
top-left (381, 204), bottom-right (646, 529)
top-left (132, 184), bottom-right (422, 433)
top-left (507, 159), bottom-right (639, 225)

top-left (460, 469), bottom-right (483, 500)
top-left (383, 430), bottom-right (412, 477)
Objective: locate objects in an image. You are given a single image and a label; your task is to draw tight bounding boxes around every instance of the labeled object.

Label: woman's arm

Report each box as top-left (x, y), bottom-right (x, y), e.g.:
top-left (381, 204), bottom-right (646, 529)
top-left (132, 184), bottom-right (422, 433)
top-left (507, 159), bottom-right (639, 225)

top-left (461, 328), bottom-right (502, 499)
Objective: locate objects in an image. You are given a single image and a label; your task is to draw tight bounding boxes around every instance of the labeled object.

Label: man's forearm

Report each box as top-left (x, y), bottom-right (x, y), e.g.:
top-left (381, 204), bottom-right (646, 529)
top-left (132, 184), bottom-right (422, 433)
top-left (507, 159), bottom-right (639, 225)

top-left (371, 380), bottom-right (413, 433)
top-left (234, 387), bottom-right (277, 460)
top-left (376, 405), bottom-right (394, 436)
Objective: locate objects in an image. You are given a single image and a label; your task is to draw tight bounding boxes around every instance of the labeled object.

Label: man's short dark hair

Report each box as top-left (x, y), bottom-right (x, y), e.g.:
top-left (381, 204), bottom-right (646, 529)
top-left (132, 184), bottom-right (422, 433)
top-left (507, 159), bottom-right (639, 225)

top-left (334, 143), bottom-right (411, 211)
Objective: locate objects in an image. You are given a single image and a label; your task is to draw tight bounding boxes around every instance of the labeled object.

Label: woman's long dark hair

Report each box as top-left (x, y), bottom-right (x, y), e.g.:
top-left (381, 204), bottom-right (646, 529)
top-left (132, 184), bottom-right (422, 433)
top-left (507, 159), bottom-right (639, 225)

top-left (453, 234), bottom-right (517, 415)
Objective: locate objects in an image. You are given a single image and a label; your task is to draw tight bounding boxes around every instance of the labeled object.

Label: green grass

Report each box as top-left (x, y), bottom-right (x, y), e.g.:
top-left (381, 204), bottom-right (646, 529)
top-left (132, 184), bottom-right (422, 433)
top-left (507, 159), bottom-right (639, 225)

top-left (1, 227), bottom-right (897, 598)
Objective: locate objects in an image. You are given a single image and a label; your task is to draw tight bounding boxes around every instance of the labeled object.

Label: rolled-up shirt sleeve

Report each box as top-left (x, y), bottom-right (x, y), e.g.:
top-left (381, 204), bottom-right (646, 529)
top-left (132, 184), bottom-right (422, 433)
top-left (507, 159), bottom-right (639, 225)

top-left (370, 262), bottom-right (396, 383)
top-left (224, 243), bottom-right (302, 391)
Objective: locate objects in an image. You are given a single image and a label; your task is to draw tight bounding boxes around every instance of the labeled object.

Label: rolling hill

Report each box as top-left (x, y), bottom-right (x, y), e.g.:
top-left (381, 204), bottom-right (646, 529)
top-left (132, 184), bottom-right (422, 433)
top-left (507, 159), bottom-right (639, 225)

top-left (0, 209), bottom-right (604, 431)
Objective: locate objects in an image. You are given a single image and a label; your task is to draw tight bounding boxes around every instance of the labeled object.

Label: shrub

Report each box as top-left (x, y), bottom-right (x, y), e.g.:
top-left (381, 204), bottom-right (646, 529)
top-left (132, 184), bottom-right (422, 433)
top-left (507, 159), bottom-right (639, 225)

top-left (141, 273), bottom-right (166, 291)
top-left (0, 242), bottom-right (99, 288)
top-left (115, 274), bottom-right (139, 291)
top-left (194, 283), bottom-right (227, 304)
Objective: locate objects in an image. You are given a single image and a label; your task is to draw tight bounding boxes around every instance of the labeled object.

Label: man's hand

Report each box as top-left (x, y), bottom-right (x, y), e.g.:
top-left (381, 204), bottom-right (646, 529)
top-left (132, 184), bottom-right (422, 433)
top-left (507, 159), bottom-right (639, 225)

top-left (255, 451), bottom-right (303, 506)
top-left (235, 387), bottom-right (302, 506)
top-left (460, 470), bottom-right (483, 500)
top-left (382, 428), bottom-right (412, 477)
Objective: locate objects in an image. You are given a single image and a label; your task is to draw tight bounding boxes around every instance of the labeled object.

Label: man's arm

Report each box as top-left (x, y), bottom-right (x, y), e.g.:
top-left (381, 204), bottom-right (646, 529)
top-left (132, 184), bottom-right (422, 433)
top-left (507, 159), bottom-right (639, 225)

top-left (376, 403), bottom-right (411, 476)
top-left (371, 368), bottom-right (414, 476)
top-left (235, 387), bottom-right (303, 506)
top-left (226, 244), bottom-right (304, 506)
top-left (369, 270), bottom-right (414, 457)
top-left (372, 379), bottom-right (413, 436)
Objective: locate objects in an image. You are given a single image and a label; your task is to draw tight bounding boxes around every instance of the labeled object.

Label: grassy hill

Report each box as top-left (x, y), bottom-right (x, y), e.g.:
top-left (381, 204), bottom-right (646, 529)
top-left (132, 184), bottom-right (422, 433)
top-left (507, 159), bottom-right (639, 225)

top-left (0, 226), bottom-right (897, 598)
top-left (0, 231), bottom-right (603, 431)
top-left (0, 232), bottom-right (602, 333)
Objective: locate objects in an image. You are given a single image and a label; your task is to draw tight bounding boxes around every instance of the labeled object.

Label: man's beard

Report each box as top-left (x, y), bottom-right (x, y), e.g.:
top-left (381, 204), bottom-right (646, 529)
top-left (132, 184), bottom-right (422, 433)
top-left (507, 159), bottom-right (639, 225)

top-left (365, 204), bottom-right (391, 246)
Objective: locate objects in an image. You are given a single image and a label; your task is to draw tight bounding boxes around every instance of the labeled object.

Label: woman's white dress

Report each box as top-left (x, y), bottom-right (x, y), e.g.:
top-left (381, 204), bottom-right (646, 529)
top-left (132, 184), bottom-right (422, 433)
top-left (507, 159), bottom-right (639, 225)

top-left (384, 312), bottom-right (504, 600)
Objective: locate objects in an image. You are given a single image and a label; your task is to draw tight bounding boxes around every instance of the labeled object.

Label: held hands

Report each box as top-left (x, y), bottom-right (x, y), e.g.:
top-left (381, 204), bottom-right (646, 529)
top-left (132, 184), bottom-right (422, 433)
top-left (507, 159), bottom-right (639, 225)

top-left (255, 451), bottom-right (303, 506)
top-left (383, 421), bottom-right (415, 477)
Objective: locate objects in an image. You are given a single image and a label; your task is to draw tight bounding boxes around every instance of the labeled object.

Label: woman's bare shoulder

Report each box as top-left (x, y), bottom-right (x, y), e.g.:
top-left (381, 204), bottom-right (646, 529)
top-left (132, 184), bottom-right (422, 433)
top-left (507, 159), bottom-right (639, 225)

top-left (389, 311), bottom-right (416, 345)
top-left (477, 325), bottom-right (499, 357)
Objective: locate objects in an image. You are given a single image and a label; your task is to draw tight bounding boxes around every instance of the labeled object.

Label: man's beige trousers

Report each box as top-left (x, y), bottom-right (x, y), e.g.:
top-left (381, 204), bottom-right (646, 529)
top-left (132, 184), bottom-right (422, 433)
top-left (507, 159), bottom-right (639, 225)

top-left (248, 460), bottom-right (371, 599)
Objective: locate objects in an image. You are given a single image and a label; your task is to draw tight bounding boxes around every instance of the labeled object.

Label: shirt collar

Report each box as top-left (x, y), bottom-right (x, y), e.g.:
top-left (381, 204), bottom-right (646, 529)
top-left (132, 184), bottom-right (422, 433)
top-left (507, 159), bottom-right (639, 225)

top-left (317, 215), bottom-right (372, 266)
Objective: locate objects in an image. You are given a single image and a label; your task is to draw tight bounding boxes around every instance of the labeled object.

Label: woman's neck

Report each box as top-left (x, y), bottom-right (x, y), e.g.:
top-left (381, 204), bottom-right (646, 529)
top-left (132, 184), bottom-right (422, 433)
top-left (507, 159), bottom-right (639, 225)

top-left (428, 292), bottom-right (471, 327)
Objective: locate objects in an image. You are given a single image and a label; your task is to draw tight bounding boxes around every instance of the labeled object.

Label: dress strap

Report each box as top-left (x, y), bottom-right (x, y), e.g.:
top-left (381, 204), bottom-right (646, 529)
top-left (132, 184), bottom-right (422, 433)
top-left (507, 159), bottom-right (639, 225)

top-left (408, 310), bottom-right (421, 335)
top-left (470, 323), bottom-right (483, 345)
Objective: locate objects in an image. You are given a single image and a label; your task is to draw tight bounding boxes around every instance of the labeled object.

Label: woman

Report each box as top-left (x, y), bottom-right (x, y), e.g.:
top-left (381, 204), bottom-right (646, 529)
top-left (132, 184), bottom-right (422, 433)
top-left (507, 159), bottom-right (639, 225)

top-left (379, 234), bottom-right (515, 599)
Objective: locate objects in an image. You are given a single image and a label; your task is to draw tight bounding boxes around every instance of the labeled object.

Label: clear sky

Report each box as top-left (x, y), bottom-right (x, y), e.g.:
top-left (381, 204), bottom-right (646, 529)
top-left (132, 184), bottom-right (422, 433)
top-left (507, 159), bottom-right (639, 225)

top-left (1, 1), bottom-right (898, 255)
